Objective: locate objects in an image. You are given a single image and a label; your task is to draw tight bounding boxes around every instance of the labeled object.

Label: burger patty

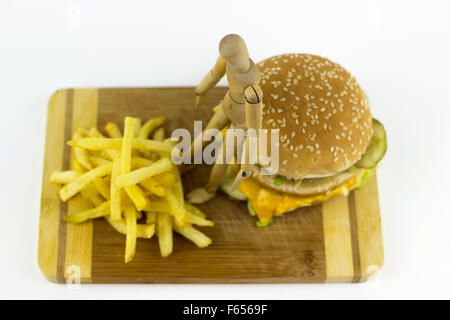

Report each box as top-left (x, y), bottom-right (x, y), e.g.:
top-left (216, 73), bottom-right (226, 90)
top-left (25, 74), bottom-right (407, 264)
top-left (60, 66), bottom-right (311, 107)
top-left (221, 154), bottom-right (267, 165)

top-left (253, 167), bottom-right (361, 196)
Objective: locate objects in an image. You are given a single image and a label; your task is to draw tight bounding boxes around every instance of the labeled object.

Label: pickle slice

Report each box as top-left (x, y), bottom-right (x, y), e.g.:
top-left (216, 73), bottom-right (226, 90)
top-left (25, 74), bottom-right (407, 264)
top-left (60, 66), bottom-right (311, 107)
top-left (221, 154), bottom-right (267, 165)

top-left (220, 166), bottom-right (247, 201)
top-left (256, 217), bottom-right (273, 227)
top-left (356, 119), bottom-right (387, 168)
top-left (247, 200), bottom-right (257, 216)
top-left (273, 175), bottom-right (286, 186)
top-left (220, 178), bottom-right (247, 200)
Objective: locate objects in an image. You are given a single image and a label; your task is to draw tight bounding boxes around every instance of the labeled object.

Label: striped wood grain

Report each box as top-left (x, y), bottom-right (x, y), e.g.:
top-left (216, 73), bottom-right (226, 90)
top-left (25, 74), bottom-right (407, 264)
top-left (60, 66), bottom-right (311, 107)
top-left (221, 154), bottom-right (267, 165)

top-left (353, 174), bottom-right (384, 281)
top-left (39, 87), bottom-right (383, 283)
top-left (322, 194), bottom-right (354, 283)
top-left (38, 90), bottom-right (67, 282)
top-left (63, 89), bottom-right (98, 282)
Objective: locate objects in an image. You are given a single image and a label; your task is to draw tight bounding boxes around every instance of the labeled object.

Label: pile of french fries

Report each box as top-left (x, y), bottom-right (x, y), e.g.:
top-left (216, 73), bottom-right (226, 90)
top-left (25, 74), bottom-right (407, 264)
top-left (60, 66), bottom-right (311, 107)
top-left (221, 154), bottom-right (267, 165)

top-left (50, 116), bottom-right (213, 261)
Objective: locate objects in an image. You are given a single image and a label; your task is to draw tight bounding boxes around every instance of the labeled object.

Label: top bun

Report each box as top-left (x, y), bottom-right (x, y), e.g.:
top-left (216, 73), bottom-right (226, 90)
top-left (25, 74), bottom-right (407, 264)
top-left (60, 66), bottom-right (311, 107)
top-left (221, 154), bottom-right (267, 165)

top-left (258, 54), bottom-right (372, 179)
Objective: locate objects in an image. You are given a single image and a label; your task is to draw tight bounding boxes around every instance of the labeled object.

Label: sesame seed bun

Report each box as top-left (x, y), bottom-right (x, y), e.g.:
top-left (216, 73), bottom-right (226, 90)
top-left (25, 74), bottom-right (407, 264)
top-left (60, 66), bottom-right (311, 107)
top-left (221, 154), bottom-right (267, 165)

top-left (258, 54), bottom-right (373, 179)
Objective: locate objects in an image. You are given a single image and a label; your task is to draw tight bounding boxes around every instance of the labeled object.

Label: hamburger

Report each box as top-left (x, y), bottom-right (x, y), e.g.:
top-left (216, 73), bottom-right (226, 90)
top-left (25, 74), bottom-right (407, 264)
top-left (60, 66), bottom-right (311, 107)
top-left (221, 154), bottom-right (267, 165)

top-left (220, 53), bottom-right (386, 225)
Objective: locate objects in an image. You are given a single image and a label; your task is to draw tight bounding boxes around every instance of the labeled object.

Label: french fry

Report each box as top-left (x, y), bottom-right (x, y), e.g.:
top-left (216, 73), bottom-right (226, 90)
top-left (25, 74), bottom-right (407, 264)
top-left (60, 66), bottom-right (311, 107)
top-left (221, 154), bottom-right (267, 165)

top-left (184, 202), bottom-right (207, 219)
top-left (104, 216), bottom-right (155, 239)
top-left (131, 157), bottom-right (153, 169)
top-left (172, 168), bottom-right (185, 206)
top-left (89, 127), bottom-right (103, 138)
top-left (64, 201), bottom-right (110, 224)
top-left (124, 184), bottom-right (148, 211)
top-left (145, 211), bottom-right (157, 225)
top-left (121, 117), bottom-right (137, 174)
top-left (146, 192), bottom-right (209, 228)
top-left (116, 158), bottom-right (172, 188)
top-left (89, 156), bottom-right (111, 167)
top-left (133, 119), bottom-right (142, 157)
top-left (84, 193), bottom-right (104, 207)
top-left (124, 204), bottom-right (137, 263)
top-left (140, 117), bottom-right (165, 159)
top-left (97, 124), bottom-right (120, 220)
top-left (110, 157), bottom-right (122, 221)
top-left (173, 224), bottom-right (212, 248)
top-left (59, 162), bottom-right (113, 201)
top-left (73, 127), bottom-right (92, 170)
top-left (150, 127), bottom-right (166, 160)
top-left (173, 177), bottom-right (184, 204)
top-left (132, 137), bottom-right (171, 155)
top-left (139, 178), bottom-right (166, 197)
top-left (139, 116), bottom-right (165, 139)
top-left (153, 127), bottom-right (165, 141)
top-left (104, 122), bottom-right (122, 138)
top-left (120, 117), bottom-right (148, 211)
top-left (80, 183), bottom-right (102, 202)
top-left (91, 150), bottom-right (113, 161)
top-left (50, 170), bottom-right (81, 184)
top-left (93, 177), bottom-right (110, 200)
top-left (185, 212), bottom-right (214, 227)
top-left (162, 138), bottom-right (174, 159)
top-left (154, 172), bottom-right (177, 187)
top-left (68, 138), bottom-right (118, 150)
top-left (137, 224), bottom-right (155, 238)
top-left (142, 151), bottom-right (155, 160)
top-left (163, 137), bottom-right (178, 148)
top-left (80, 182), bottom-right (104, 206)
top-left (163, 139), bottom-right (185, 203)
top-left (144, 197), bottom-right (168, 212)
top-left (164, 189), bottom-right (187, 227)
top-left (68, 137), bottom-right (172, 154)
top-left (89, 128), bottom-right (115, 160)
top-left (72, 158), bottom-right (85, 173)
top-left (156, 212), bottom-right (173, 257)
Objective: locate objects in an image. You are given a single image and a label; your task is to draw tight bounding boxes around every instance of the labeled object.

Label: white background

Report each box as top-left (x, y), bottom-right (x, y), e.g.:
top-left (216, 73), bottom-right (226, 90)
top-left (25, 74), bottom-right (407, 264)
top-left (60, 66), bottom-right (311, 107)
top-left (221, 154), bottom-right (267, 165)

top-left (1, 0), bottom-right (449, 299)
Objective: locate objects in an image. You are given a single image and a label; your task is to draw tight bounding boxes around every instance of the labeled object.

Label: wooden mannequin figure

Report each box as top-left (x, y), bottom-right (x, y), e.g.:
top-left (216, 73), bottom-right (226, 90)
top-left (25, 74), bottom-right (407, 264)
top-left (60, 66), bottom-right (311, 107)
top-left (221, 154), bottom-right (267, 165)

top-left (186, 34), bottom-right (263, 204)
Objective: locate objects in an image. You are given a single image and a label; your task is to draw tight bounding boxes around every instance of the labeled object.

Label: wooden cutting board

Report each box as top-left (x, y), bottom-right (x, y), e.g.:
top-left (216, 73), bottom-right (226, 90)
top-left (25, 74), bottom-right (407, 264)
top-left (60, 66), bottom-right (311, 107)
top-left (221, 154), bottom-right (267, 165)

top-left (38, 87), bottom-right (384, 284)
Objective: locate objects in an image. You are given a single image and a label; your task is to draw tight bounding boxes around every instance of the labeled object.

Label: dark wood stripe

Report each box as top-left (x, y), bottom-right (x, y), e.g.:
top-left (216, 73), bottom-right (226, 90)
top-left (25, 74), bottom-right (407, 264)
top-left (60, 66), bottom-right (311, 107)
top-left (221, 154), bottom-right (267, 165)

top-left (56, 89), bottom-right (73, 283)
top-left (348, 191), bottom-right (361, 283)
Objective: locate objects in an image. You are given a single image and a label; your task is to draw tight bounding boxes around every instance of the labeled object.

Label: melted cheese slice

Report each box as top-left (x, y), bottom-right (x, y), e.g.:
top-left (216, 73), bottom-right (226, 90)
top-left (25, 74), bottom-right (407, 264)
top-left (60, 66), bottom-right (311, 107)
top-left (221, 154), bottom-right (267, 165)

top-left (239, 170), bottom-right (366, 223)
